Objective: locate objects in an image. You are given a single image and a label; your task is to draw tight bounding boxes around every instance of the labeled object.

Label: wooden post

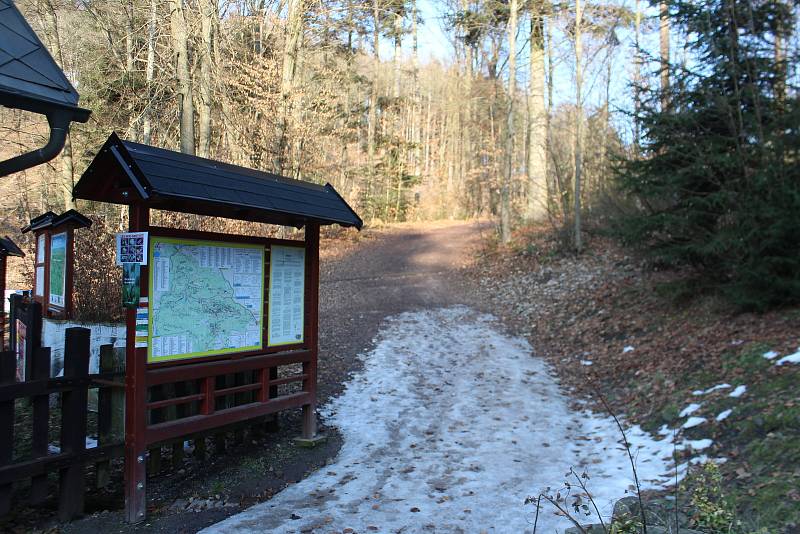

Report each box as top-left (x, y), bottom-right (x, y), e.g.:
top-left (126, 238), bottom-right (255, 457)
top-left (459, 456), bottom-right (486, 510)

top-left (0, 351), bottom-right (15, 515)
top-left (58, 327), bottom-right (90, 521)
top-left (30, 347), bottom-right (51, 503)
top-left (97, 344), bottom-right (124, 488)
top-left (124, 204), bottom-right (149, 523)
top-left (0, 256), bottom-right (6, 350)
top-left (301, 224), bottom-right (320, 439)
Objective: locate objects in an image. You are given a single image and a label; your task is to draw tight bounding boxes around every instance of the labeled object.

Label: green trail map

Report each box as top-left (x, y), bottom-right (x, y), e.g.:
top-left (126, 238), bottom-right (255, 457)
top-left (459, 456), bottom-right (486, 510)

top-left (48, 232), bottom-right (67, 307)
top-left (148, 237), bottom-right (264, 363)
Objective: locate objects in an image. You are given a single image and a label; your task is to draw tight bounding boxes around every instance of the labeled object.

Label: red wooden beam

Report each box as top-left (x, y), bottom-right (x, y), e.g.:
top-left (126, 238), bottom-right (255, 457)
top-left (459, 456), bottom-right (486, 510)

top-left (124, 204), bottom-right (148, 523)
top-left (145, 392), bottom-right (311, 445)
top-left (145, 350), bottom-right (311, 386)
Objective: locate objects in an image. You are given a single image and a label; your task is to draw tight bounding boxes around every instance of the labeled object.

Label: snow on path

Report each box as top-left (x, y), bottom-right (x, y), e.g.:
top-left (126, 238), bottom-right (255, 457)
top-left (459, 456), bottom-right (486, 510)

top-left (203, 307), bottom-right (676, 534)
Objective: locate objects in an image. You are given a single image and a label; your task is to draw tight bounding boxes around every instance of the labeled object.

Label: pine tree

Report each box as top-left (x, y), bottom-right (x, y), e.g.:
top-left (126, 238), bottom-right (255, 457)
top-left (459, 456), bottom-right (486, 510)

top-left (616, 0), bottom-right (800, 309)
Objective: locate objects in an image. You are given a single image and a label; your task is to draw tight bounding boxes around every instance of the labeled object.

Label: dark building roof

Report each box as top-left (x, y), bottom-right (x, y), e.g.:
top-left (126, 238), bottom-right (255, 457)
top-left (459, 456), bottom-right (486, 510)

top-left (74, 133), bottom-right (363, 230)
top-left (0, 0), bottom-right (89, 121)
top-left (21, 209), bottom-right (92, 233)
top-left (0, 236), bottom-right (24, 257)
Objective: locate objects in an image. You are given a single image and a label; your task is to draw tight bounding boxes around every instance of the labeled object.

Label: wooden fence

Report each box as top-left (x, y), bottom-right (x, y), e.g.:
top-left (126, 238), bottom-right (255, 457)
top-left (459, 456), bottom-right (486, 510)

top-left (0, 328), bottom-right (125, 521)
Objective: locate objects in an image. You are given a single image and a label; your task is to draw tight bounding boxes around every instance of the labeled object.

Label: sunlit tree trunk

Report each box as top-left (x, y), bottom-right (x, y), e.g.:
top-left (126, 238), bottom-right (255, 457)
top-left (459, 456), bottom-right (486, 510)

top-left (272, 0), bottom-right (304, 172)
top-left (526, 0), bottom-right (547, 222)
top-left (43, 0), bottom-right (75, 209)
top-left (169, 0), bottom-right (195, 155)
top-left (659, 0), bottom-right (670, 110)
top-left (142, 0), bottom-right (157, 145)
top-left (367, 0), bottom-right (380, 214)
top-left (574, 0), bottom-right (583, 252)
top-left (501, 0), bottom-right (518, 243)
top-left (198, 0), bottom-right (216, 158)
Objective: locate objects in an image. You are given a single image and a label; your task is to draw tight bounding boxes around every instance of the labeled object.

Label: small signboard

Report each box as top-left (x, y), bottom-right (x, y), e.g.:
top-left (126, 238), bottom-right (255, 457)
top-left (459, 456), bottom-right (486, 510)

top-left (48, 232), bottom-right (67, 307)
top-left (116, 232), bottom-right (148, 265)
top-left (268, 245), bottom-right (305, 346)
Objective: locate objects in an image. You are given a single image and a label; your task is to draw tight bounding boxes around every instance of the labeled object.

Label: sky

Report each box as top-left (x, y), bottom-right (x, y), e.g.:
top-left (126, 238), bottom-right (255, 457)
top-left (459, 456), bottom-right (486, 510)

top-left (386, 0), bottom-right (666, 140)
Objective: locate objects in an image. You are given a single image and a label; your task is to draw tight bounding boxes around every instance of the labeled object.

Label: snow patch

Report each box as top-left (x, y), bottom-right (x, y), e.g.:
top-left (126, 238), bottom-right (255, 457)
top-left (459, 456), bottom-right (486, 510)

top-left (580, 359), bottom-right (593, 366)
top-left (716, 409), bottom-right (732, 422)
top-left (762, 350), bottom-right (779, 360)
top-left (683, 417), bottom-right (708, 429)
top-left (679, 403), bottom-right (702, 417)
top-left (202, 307), bottom-right (679, 533)
top-left (683, 439), bottom-right (713, 451)
top-left (623, 346), bottom-right (635, 353)
top-left (729, 385), bottom-right (747, 398)
top-left (776, 348), bottom-right (800, 366)
top-left (693, 384), bottom-right (731, 396)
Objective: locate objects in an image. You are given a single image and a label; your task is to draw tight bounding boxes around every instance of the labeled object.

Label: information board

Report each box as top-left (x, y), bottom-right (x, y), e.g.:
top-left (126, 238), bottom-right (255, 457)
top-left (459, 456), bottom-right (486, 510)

top-left (268, 245), bottom-right (305, 346)
top-left (148, 237), bottom-right (265, 363)
top-left (49, 232), bottom-right (67, 307)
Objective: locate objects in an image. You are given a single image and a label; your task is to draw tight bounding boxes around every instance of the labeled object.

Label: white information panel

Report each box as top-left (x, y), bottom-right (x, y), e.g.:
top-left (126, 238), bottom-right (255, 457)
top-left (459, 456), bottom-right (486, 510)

top-left (268, 245), bottom-right (305, 346)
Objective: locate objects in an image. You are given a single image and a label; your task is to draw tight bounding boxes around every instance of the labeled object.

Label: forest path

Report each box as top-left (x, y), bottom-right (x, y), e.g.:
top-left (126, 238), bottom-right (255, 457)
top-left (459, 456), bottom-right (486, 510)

top-left (200, 222), bottom-right (676, 533)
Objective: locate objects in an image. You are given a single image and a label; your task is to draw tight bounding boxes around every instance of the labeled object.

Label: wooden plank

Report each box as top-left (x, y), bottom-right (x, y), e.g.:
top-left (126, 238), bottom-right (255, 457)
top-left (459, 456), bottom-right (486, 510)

top-left (145, 350), bottom-right (311, 386)
top-left (146, 393), bottom-right (205, 411)
top-left (0, 444), bottom-right (124, 485)
top-left (270, 374), bottom-right (307, 387)
top-left (0, 351), bottom-right (15, 515)
top-left (146, 392), bottom-right (312, 445)
top-left (58, 327), bottom-right (90, 522)
top-left (30, 347), bottom-right (51, 503)
top-left (213, 382), bottom-right (260, 398)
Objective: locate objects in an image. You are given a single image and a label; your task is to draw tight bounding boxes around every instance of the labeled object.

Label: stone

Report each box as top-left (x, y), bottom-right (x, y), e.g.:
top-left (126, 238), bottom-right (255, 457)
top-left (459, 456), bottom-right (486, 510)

top-left (294, 434), bottom-right (328, 448)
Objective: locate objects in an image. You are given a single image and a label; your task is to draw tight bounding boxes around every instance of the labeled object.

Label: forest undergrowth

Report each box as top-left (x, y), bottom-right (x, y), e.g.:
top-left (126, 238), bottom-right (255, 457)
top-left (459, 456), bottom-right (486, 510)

top-left (465, 222), bottom-right (800, 533)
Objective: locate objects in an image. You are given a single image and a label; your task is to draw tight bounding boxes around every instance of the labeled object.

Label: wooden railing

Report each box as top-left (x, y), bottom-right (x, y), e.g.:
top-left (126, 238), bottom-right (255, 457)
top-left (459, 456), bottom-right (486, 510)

top-left (0, 328), bottom-right (125, 521)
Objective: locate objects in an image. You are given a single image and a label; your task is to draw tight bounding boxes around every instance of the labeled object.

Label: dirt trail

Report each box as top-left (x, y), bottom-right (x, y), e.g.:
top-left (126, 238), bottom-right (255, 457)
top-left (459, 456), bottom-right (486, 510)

top-left (315, 221), bottom-right (491, 402)
top-left (199, 222), bottom-right (677, 533)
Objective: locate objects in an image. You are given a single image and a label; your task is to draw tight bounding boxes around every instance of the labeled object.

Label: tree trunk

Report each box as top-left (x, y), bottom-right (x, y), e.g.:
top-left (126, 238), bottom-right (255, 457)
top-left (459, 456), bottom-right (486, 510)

top-left (393, 8), bottom-right (402, 99)
top-left (198, 0), bottom-right (216, 158)
top-left (43, 1), bottom-right (75, 210)
top-left (367, 0), bottom-right (380, 213)
top-left (526, 0), bottom-right (547, 222)
top-left (574, 0), bottom-right (584, 252)
top-left (501, 0), bottom-right (518, 244)
top-left (659, 0), bottom-right (670, 111)
top-left (169, 0), bottom-right (195, 155)
top-left (633, 0), bottom-right (642, 152)
top-left (142, 0), bottom-right (157, 145)
top-left (272, 0), bottom-right (304, 172)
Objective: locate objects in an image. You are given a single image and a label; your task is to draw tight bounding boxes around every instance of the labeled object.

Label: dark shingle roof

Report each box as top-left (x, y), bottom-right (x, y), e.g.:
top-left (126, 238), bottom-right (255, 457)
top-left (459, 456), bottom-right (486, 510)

top-left (21, 209), bottom-right (91, 233)
top-left (0, 236), bottom-right (24, 257)
top-left (0, 0), bottom-right (89, 121)
top-left (74, 133), bottom-right (363, 229)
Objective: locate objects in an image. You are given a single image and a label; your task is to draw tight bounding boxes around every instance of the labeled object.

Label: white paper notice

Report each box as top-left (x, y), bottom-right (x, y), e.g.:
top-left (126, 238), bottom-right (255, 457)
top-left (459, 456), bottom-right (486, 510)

top-left (268, 245), bottom-right (305, 346)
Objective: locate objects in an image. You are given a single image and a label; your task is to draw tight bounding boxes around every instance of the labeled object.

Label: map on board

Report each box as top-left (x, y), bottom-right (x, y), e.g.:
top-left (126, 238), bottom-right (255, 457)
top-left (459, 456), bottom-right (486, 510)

top-left (49, 232), bottom-right (67, 307)
top-left (148, 237), bottom-right (264, 363)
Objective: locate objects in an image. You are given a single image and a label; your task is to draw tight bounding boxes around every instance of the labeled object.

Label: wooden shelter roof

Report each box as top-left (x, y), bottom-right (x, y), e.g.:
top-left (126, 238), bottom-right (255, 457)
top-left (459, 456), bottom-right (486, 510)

top-left (0, 236), bottom-right (24, 257)
top-left (0, 0), bottom-right (90, 121)
top-left (74, 133), bottom-right (363, 230)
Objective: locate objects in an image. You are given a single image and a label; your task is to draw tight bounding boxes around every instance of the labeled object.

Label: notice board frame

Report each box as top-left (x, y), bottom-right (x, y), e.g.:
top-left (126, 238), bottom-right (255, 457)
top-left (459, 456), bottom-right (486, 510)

top-left (124, 209), bottom-right (320, 522)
